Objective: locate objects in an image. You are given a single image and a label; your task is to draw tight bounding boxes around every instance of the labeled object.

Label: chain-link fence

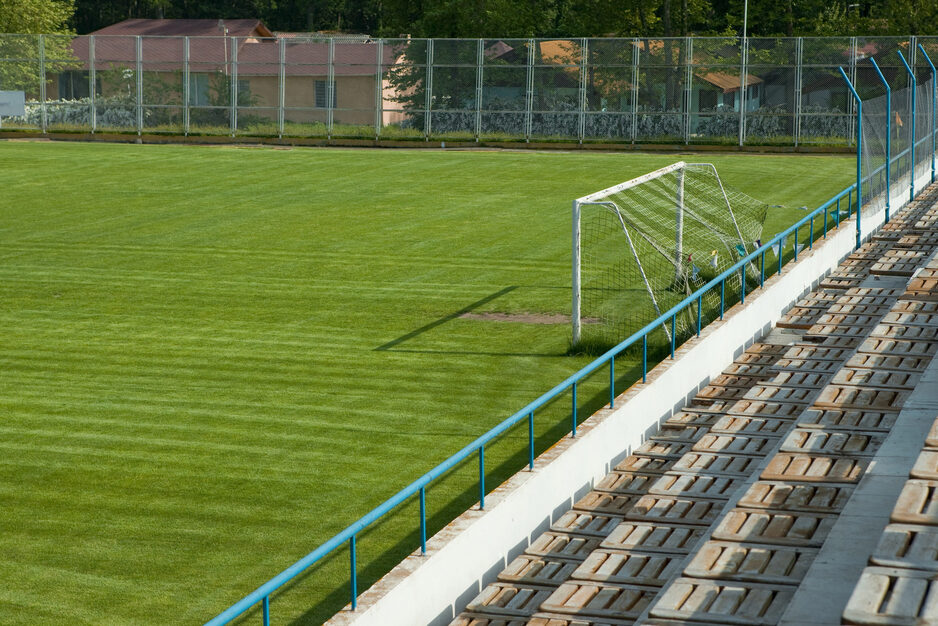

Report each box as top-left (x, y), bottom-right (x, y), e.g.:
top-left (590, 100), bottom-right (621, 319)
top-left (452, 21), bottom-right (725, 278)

top-left (1, 33), bottom-right (936, 145)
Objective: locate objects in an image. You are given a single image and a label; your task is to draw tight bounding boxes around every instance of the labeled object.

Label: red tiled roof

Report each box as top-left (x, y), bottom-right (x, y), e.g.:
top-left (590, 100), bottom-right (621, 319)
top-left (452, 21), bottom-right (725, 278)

top-left (91, 19), bottom-right (273, 38)
top-left (68, 35), bottom-right (397, 76)
top-left (695, 71), bottom-right (763, 93)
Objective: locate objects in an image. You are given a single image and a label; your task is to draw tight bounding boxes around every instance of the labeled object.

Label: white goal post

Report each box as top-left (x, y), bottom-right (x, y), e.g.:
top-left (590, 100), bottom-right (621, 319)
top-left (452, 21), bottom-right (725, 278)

top-left (572, 161), bottom-right (761, 346)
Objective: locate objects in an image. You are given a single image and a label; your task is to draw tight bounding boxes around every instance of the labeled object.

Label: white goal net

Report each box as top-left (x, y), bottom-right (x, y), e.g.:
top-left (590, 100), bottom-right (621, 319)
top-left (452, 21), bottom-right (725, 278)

top-left (572, 161), bottom-right (768, 349)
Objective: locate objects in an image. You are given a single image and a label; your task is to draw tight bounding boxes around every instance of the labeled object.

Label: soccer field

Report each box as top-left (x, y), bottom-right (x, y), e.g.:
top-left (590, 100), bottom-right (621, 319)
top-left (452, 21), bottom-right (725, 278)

top-left (0, 142), bottom-right (853, 623)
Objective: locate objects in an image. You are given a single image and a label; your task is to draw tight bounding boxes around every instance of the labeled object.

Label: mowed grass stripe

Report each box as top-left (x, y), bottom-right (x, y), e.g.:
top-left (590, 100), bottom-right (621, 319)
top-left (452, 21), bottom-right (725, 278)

top-left (0, 142), bottom-right (853, 623)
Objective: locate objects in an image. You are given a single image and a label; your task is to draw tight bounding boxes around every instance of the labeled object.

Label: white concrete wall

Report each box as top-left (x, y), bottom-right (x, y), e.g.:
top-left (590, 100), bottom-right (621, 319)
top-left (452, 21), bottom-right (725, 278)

top-left (325, 170), bottom-right (936, 626)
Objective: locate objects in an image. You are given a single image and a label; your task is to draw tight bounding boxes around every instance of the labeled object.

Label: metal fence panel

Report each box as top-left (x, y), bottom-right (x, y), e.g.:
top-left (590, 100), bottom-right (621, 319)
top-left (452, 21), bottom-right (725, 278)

top-left (10, 33), bottom-right (931, 147)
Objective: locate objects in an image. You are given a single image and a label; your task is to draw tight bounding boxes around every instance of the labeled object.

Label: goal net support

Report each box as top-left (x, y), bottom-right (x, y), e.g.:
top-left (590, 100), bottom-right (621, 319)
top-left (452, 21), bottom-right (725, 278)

top-left (572, 161), bottom-right (768, 348)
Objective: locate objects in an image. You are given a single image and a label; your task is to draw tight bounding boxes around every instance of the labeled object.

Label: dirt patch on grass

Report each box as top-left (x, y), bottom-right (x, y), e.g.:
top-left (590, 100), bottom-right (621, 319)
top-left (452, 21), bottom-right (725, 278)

top-left (460, 312), bottom-right (600, 324)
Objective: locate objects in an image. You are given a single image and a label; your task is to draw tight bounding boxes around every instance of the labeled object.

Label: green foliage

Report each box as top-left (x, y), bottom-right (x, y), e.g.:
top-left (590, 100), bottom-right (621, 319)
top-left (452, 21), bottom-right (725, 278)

top-left (0, 0), bottom-right (75, 34)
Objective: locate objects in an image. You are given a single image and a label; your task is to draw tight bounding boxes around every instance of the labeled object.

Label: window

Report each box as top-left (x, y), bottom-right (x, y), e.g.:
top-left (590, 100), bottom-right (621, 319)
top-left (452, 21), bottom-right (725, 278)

top-left (58, 71), bottom-right (93, 100)
top-left (315, 79), bottom-right (337, 108)
top-left (189, 74), bottom-right (210, 106)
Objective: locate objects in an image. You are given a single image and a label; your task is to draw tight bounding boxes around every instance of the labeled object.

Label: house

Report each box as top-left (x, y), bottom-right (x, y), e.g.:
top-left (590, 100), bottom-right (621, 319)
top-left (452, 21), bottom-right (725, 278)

top-left (52, 19), bottom-right (401, 128)
top-left (693, 71), bottom-right (763, 112)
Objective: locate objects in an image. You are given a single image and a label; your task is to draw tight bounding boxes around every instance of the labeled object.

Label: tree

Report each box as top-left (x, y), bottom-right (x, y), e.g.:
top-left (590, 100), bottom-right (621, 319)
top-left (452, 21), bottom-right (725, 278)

top-left (0, 0), bottom-right (76, 34)
top-left (0, 0), bottom-right (77, 92)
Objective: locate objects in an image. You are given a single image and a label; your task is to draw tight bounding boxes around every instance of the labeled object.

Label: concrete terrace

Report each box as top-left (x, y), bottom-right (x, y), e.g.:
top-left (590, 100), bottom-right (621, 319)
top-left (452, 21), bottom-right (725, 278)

top-left (450, 185), bottom-right (938, 626)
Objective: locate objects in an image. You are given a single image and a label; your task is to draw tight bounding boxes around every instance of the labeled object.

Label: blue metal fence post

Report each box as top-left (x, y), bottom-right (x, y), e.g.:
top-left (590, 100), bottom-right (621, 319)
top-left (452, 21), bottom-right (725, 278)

top-left (262, 596), bottom-right (270, 626)
top-left (869, 58), bottom-right (891, 221)
top-left (696, 295), bottom-right (702, 336)
top-left (740, 266), bottom-right (746, 304)
top-left (919, 44), bottom-right (937, 184)
top-left (898, 50), bottom-right (916, 202)
top-left (760, 250), bottom-right (765, 286)
top-left (719, 280), bottom-right (725, 320)
top-left (670, 315), bottom-right (676, 358)
top-left (419, 487), bottom-right (427, 554)
top-left (528, 412), bottom-right (534, 469)
top-left (642, 334), bottom-right (647, 383)
top-left (350, 536), bottom-right (358, 610)
top-left (478, 446), bottom-right (485, 509)
top-left (794, 227), bottom-right (799, 261)
top-left (609, 357), bottom-right (615, 408)
top-left (571, 382), bottom-right (577, 437)
top-left (839, 67), bottom-right (862, 249)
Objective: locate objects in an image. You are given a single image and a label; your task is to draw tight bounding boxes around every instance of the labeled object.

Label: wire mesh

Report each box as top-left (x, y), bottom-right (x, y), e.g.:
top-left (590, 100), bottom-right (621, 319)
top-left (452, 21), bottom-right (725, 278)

top-left (0, 33), bottom-right (930, 147)
top-left (577, 164), bottom-right (767, 348)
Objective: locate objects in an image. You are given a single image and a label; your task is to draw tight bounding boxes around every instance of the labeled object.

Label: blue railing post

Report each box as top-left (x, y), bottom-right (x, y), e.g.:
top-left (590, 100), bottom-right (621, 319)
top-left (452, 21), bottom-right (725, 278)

top-left (869, 57), bottom-right (891, 221)
top-left (760, 250), bottom-right (765, 286)
top-left (777, 239), bottom-right (783, 274)
top-left (696, 295), bottom-right (702, 336)
top-left (609, 357), bottom-right (615, 408)
top-left (478, 446), bottom-right (485, 509)
top-left (419, 487), bottom-right (427, 554)
top-left (919, 44), bottom-right (936, 184)
top-left (670, 315), bottom-right (676, 358)
top-left (793, 227), bottom-right (799, 261)
top-left (823, 202), bottom-right (828, 237)
top-left (740, 266), bottom-right (746, 304)
top-left (839, 67), bottom-right (862, 249)
top-left (571, 382), bottom-right (577, 437)
top-left (809, 219), bottom-right (814, 248)
top-left (719, 280), bottom-right (725, 320)
top-left (350, 535), bottom-right (357, 610)
top-left (898, 50), bottom-right (916, 202)
top-left (528, 412), bottom-right (534, 469)
top-left (642, 335), bottom-right (647, 383)
top-left (262, 596), bottom-right (269, 626)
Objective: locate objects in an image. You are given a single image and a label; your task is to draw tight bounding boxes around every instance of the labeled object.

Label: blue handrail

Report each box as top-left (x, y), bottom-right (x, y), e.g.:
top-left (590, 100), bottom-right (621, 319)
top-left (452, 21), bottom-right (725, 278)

top-left (206, 180), bottom-right (860, 626)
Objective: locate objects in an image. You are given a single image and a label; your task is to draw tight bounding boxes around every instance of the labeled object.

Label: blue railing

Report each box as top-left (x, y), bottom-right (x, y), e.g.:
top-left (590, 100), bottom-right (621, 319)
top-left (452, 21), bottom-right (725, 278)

top-left (206, 181), bottom-right (861, 626)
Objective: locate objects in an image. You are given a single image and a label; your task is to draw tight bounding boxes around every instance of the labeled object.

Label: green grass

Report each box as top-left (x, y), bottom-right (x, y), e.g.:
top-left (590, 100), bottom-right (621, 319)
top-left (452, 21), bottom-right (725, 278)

top-left (0, 142), bottom-right (853, 624)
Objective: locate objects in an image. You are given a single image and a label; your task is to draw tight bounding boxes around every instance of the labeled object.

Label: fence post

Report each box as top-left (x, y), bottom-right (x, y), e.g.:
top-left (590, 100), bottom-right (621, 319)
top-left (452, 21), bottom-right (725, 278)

top-left (475, 39), bottom-right (483, 141)
top-left (478, 446), bottom-right (485, 509)
top-left (89, 35), bottom-right (97, 133)
top-left (38, 34), bottom-right (47, 133)
top-left (794, 37), bottom-right (803, 147)
top-left (183, 36), bottom-right (190, 136)
top-left (578, 38), bottom-right (587, 143)
top-left (839, 67), bottom-right (862, 249)
top-left (684, 37), bottom-right (693, 144)
top-left (419, 486), bottom-right (427, 554)
top-left (135, 35), bottom-right (143, 135)
top-left (571, 382), bottom-right (577, 437)
top-left (424, 39), bottom-right (433, 140)
top-left (848, 37), bottom-right (858, 147)
top-left (350, 535), bottom-right (358, 610)
top-left (869, 57), bottom-right (891, 221)
top-left (525, 39), bottom-right (534, 141)
top-left (631, 38), bottom-right (639, 142)
top-left (898, 50), bottom-right (916, 202)
top-left (328, 38), bottom-right (336, 139)
top-left (374, 39), bottom-right (383, 139)
top-left (230, 37), bottom-right (238, 136)
top-left (738, 35), bottom-right (747, 146)
top-left (919, 43), bottom-right (937, 183)
top-left (279, 37), bottom-right (285, 139)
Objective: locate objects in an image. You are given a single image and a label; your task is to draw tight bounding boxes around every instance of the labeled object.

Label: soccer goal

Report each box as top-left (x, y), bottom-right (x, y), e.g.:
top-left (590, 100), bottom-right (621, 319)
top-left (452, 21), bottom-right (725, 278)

top-left (572, 161), bottom-right (768, 348)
